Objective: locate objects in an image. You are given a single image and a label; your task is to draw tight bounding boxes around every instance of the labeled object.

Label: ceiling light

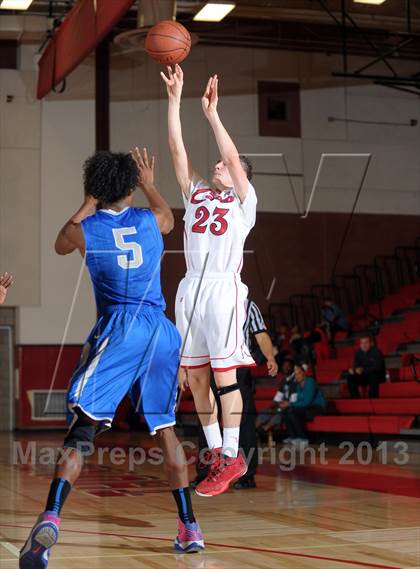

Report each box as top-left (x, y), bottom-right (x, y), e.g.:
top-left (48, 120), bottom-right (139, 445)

top-left (193, 3), bottom-right (236, 22)
top-left (353, 0), bottom-right (386, 5)
top-left (0, 0), bottom-right (34, 9)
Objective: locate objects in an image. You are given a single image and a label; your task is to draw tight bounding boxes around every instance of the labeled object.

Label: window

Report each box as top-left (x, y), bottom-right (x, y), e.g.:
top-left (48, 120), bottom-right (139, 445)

top-left (258, 81), bottom-right (301, 137)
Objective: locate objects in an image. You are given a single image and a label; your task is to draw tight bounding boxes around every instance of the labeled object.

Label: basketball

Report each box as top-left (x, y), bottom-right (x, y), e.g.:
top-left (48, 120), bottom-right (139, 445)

top-left (145, 20), bottom-right (191, 65)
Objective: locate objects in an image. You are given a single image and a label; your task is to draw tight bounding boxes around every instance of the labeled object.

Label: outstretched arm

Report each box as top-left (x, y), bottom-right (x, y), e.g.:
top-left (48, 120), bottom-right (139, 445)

top-left (55, 197), bottom-right (96, 256)
top-left (131, 147), bottom-right (174, 234)
top-left (161, 64), bottom-right (193, 198)
top-left (202, 75), bottom-right (249, 203)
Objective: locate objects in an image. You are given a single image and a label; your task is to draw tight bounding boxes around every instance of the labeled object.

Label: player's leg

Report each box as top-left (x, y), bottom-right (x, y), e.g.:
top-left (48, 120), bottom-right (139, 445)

top-left (20, 312), bottom-right (138, 568)
top-left (195, 278), bottom-right (254, 497)
top-left (214, 368), bottom-right (242, 456)
top-left (155, 426), bottom-right (204, 552)
top-left (130, 312), bottom-right (205, 552)
top-left (186, 365), bottom-right (222, 450)
top-left (191, 375), bottom-right (221, 486)
top-left (194, 369), bottom-right (248, 497)
top-left (176, 277), bottom-right (223, 453)
top-left (19, 411), bottom-right (97, 569)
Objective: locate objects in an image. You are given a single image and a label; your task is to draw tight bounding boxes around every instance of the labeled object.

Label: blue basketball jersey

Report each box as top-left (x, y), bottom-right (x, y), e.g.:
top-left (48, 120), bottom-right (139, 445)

top-left (81, 207), bottom-right (165, 314)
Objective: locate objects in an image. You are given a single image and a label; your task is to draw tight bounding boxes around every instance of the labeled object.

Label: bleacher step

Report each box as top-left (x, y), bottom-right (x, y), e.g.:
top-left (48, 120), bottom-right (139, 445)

top-left (383, 314), bottom-right (405, 324)
top-left (400, 429), bottom-right (420, 438)
top-left (393, 303), bottom-right (420, 315)
top-left (385, 354), bottom-right (402, 368)
top-left (397, 341), bottom-right (420, 354)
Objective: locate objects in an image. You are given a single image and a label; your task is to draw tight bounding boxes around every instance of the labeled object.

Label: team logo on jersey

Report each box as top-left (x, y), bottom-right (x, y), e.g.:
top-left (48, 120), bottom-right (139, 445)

top-left (191, 188), bottom-right (235, 204)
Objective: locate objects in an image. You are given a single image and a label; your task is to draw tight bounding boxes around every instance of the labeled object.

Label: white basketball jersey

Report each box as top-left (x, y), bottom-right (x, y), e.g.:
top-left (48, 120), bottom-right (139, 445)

top-left (182, 176), bottom-right (257, 275)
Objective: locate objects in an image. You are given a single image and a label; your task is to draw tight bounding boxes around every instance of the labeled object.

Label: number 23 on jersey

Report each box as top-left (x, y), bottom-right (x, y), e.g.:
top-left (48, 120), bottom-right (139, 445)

top-left (191, 206), bottom-right (229, 236)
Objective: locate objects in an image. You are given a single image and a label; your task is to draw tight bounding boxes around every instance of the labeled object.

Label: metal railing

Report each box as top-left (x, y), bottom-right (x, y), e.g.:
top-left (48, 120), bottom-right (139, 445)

top-left (268, 238), bottom-right (419, 335)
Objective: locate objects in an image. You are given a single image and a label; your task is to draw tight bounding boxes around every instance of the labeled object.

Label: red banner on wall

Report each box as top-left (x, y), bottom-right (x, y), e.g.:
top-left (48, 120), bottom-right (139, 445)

top-left (37, 0), bottom-right (135, 99)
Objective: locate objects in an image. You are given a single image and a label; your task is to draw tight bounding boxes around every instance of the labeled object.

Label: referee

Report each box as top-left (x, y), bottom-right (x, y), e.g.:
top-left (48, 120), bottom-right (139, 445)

top-left (191, 299), bottom-right (278, 489)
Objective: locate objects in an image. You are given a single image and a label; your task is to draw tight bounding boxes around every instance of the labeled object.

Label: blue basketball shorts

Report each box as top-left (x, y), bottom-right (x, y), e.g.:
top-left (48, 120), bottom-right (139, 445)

top-left (67, 305), bottom-right (181, 435)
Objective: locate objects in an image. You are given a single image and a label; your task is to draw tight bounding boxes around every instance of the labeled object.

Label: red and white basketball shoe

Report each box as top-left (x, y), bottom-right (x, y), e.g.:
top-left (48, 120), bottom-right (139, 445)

top-left (195, 451), bottom-right (248, 497)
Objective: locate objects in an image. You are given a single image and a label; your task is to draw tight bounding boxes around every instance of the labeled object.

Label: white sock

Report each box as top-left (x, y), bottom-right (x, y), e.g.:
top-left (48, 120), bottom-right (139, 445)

top-left (202, 422), bottom-right (222, 450)
top-left (222, 427), bottom-right (240, 458)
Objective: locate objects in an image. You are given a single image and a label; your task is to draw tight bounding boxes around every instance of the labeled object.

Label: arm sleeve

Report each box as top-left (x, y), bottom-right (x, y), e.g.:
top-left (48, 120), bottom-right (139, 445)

top-left (248, 301), bottom-right (267, 335)
top-left (290, 378), bottom-right (317, 408)
top-left (238, 182), bottom-right (257, 229)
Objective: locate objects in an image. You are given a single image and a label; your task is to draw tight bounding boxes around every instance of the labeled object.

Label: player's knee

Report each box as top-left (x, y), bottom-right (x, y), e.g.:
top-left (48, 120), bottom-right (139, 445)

top-left (63, 417), bottom-right (96, 455)
top-left (164, 450), bottom-right (186, 475)
top-left (216, 383), bottom-right (240, 397)
top-left (187, 371), bottom-right (210, 391)
top-left (157, 428), bottom-right (187, 472)
top-left (156, 426), bottom-right (175, 440)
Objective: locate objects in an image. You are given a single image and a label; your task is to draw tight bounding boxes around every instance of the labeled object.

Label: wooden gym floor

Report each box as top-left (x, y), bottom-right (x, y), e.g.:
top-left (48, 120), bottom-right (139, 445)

top-left (0, 431), bottom-right (419, 569)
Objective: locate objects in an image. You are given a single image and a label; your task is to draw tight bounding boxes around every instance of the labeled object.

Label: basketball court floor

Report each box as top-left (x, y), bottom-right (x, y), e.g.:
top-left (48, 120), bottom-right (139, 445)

top-left (1, 431), bottom-right (419, 569)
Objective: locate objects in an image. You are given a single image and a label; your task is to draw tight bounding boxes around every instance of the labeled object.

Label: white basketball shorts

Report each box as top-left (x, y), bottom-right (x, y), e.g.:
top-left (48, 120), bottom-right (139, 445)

top-left (175, 272), bottom-right (255, 371)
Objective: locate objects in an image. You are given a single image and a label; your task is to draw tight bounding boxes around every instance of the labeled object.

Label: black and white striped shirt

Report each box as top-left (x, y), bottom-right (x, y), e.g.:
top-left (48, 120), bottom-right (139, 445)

top-left (243, 299), bottom-right (267, 350)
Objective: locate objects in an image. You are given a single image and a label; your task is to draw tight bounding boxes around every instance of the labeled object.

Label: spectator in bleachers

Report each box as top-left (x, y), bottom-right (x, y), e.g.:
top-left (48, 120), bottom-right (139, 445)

top-left (289, 325), bottom-right (314, 366)
top-left (278, 364), bottom-right (326, 447)
top-left (347, 335), bottom-right (386, 398)
top-left (274, 324), bottom-right (291, 367)
top-left (0, 272), bottom-right (13, 304)
top-left (306, 324), bottom-right (330, 362)
top-left (255, 359), bottom-right (296, 434)
top-left (321, 298), bottom-right (351, 343)
top-left (277, 324), bottom-right (290, 348)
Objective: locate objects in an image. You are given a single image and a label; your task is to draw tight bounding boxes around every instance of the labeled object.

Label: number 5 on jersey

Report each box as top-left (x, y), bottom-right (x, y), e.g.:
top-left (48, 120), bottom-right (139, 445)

top-left (112, 227), bottom-right (143, 269)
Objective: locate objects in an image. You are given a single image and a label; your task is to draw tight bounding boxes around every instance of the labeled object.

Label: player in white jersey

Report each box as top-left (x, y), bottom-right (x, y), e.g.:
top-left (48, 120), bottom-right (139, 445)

top-left (162, 65), bottom-right (257, 497)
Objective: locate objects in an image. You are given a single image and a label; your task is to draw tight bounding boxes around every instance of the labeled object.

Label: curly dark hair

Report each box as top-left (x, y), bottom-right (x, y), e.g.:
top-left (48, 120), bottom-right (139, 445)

top-left (83, 151), bottom-right (138, 204)
top-left (239, 155), bottom-right (253, 181)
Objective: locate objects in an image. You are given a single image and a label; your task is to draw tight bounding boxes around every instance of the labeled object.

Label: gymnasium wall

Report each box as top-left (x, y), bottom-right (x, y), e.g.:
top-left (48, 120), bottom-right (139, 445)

top-left (162, 210), bottom-right (420, 321)
top-left (0, 44), bottom-right (419, 344)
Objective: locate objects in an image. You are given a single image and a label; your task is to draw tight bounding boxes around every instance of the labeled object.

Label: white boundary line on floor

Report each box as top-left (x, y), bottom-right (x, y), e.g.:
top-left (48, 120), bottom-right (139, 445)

top-left (0, 538), bottom-right (19, 557)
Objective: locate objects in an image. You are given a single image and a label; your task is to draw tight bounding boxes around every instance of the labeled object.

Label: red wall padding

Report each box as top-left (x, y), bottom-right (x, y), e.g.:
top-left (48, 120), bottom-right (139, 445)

top-left (37, 0), bottom-right (135, 99)
top-left (16, 345), bottom-right (82, 428)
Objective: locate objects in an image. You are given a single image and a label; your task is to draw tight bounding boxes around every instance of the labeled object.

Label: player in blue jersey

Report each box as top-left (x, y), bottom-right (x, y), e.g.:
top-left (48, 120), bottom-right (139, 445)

top-left (20, 148), bottom-right (204, 569)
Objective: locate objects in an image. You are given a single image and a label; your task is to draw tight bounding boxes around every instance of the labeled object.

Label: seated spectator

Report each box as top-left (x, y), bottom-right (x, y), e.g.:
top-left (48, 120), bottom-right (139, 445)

top-left (347, 335), bottom-right (386, 398)
top-left (321, 298), bottom-right (351, 343)
top-left (0, 272), bottom-right (13, 305)
top-left (306, 324), bottom-right (330, 362)
top-left (256, 359), bottom-right (296, 434)
top-left (277, 324), bottom-right (290, 348)
top-left (274, 324), bottom-right (291, 367)
top-left (290, 326), bottom-right (314, 366)
top-left (278, 364), bottom-right (327, 447)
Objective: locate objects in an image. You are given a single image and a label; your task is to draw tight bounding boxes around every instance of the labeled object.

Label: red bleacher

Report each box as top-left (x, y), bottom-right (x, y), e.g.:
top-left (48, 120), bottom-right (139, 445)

top-left (178, 282), bottom-right (420, 436)
top-left (289, 282), bottom-right (419, 434)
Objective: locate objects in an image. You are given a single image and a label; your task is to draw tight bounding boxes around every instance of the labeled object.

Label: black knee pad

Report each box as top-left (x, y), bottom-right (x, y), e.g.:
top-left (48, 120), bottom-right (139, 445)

top-left (216, 383), bottom-right (240, 397)
top-left (63, 419), bottom-right (96, 455)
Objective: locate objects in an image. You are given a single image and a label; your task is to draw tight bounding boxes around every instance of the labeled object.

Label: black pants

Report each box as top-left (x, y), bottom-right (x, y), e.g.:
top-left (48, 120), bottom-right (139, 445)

top-left (196, 367), bottom-right (258, 482)
top-left (283, 406), bottom-right (324, 439)
top-left (347, 371), bottom-right (382, 398)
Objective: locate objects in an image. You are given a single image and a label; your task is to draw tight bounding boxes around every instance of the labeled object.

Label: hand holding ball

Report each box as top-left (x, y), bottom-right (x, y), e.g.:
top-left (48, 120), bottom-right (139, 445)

top-left (145, 21), bottom-right (191, 65)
